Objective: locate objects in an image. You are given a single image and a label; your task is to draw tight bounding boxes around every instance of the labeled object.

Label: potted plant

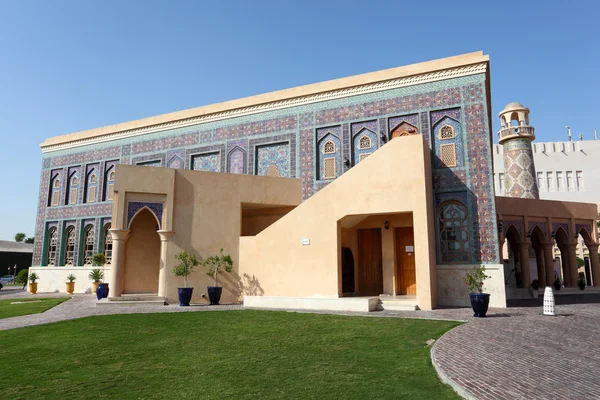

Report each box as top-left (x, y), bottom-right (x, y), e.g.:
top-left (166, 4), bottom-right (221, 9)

top-left (173, 251), bottom-right (199, 306)
top-left (92, 253), bottom-right (109, 299)
top-left (29, 273), bottom-right (39, 294)
top-left (203, 248), bottom-right (233, 305)
top-left (66, 274), bottom-right (76, 294)
top-left (89, 269), bottom-right (104, 299)
top-left (463, 265), bottom-right (491, 318)
top-left (554, 277), bottom-right (561, 291)
top-left (578, 278), bottom-right (586, 290)
top-left (531, 279), bottom-right (540, 290)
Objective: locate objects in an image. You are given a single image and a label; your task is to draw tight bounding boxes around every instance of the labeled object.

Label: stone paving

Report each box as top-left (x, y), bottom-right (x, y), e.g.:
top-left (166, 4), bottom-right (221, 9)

top-left (1, 289), bottom-right (599, 400)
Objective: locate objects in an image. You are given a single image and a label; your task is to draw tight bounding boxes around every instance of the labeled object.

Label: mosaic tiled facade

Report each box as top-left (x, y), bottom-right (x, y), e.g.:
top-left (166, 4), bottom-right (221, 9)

top-left (502, 138), bottom-right (539, 199)
top-left (34, 72), bottom-right (499, 266)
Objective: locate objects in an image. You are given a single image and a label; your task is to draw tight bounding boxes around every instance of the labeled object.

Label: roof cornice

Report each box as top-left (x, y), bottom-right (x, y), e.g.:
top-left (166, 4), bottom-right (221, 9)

top-left (41, 51), bottom-right (489, 153)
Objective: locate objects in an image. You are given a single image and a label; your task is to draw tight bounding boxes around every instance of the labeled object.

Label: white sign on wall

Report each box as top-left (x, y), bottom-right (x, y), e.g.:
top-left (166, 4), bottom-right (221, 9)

top-left (302, 238), bottom-right (310, 245)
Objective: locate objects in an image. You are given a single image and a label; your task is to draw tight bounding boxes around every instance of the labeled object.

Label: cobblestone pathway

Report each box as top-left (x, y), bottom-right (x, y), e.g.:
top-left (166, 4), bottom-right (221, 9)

top-left (1, 290), bottom-right (599, 400)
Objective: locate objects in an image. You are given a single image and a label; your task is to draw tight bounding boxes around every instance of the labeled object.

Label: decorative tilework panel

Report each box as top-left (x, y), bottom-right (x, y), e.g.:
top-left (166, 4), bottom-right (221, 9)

top-left (166, 150), bottom-right (185, 169)
top-left (433, 169), bottom-right (467, 191)
top-left (127, 202), bottom-right (163, 229)
top-left (46, 203), bottom-right (112, 219)
top-left (352, 128), bottom-right (378, 165)
top-left (33, 169), bottom-right (50, 265)
top-left (186, 144), bottom-right (225, 171)
top-left (503, 221), bottom-right (523, 239)
top-left (299, 112), bottom-right (314, 128)
top-left (132, 131), bottom-right (198, 155)
top-left (228, 147), bottom-right (246, 174)
top-left (213, 116), bottom-right (297, 141)
top-left (299, 129), bottom-right (314, 200)
top-left (43, 158), bottom-right (51, 168)
top-left (420, 111), bottom-right (431, 146)
top-left (316, 125), bottom-right (341, 142)
top-left (528, 221), bottom-right (547, 239)
top-left (430, 108), bottom-right (461, 127)
top-left (552, 223), bottom-right (570, 236)
top-left (256, 143), bottom-right (290, 177)
top-left (317, 133), bottom-right (341, 180)
top-left (461, 83), bottom-right (485, 103)
top-left (389, 114), bottom-right (419, 132)
top-left (351, 120), bottom-right (378, 136)
top-left (432, 115), bottom-right (463, 169)
top-left (51, 147), bottom-right (121, 168)
top-left (342, 124), bottom-right (350, 173)
top-left (192, 152), bottom-right (221, 172)
top-left (248, 134), bottom-right (296, 177)
top-left (121, 144), bottom-right (131, 156)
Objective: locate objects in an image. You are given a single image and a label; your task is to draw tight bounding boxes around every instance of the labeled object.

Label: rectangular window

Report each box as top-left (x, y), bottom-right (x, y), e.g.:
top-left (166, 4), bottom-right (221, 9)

top-left (537, 172), bottom-right (544, 191)
top-left (547, 172), bottom-right (554, 191)
top-left (557, 171), bottom-right (564, 192)
top-left (88, 187), bottom-right (96, 203)
top-left (52, 192), bottom-right (59, 206)
top-left (359, 153), bottom-right (371, 162)
top-left (576, 171), bottom-right (584, 191)
top-left (69, 188), bottom-right (77, 204)
top-left (107, 184), bottom-right (114, 200)
top-left (322, 158), bottom-right (336, 180)
top-left (498, 173), bottom-right (505, 193)
top-left (440, 143), bottom-right (457, 167)
top-left (566, 171), bottom-right (574, 192)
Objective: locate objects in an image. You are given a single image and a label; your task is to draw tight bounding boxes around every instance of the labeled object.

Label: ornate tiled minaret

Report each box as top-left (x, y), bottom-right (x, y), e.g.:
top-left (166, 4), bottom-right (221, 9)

top-left (498, 102), bottom-right (539, 199)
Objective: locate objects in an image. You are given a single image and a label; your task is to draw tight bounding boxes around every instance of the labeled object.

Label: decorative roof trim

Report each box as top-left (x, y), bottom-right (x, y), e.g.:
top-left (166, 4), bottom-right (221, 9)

top-left (42, 62), bottom-right (487, 153)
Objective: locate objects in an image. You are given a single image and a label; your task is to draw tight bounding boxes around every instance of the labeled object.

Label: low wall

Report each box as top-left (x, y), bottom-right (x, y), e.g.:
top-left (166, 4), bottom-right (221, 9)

top-left (28, 266), bottom-right (113, 294)
top-left (244, 296), bottom-right (379, 312)
top-left (436, 264), bottom-right (506, 308)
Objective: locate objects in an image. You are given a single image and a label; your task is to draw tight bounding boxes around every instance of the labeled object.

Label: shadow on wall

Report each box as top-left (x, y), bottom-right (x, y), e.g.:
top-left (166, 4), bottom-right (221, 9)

top-left (223, 272), bottom-right (264, 301)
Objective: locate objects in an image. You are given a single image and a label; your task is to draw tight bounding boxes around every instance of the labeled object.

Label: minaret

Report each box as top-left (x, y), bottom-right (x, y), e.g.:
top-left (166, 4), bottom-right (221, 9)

top-left (498, 102), bottom-right (539, 199)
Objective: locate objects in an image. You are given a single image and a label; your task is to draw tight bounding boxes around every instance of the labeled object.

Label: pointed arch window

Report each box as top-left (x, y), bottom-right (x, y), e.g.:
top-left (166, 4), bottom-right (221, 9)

top-left (67, 173), bottom-right (79, 205)
top-left (105, 167), bottom-right (115, 201)
top-left (86, 171), bottom-right (98, 203)
top-left (359, 136), bottom-right (372, 149)
top-left (83, 225), bottom-right (95, 266)
top-left (438, 201), bottom-right (470, 263)
top-left (103, 224), bottom-right (113, 265)
top-left (46, 228), bottom-right (58, 266)
top-left (64, 227), bottom-right (76, 266)
top-left (440, 124), bottom-right (455, 140)
top-left (50, 178), bottom-right (61, 207)
top-left (323, 140), bottom-right (336, 154)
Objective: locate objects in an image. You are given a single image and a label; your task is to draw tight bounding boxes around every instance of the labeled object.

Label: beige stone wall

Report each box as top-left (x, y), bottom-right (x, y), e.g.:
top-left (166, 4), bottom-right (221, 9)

top-left (112, 164), bottom-right (302, 304)
top-left (239, 136), bottom-right (438, 309)
top-left (437, 265), bottom-right (507, 308)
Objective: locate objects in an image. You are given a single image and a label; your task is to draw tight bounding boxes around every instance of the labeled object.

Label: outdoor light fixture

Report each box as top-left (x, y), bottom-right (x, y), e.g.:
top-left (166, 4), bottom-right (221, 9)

top-left (384, 221), bottom-right (389, 230)
top-left (343, 157), bottom-right (350, 167)
top-left (380, 134), bottom-right (387, 143)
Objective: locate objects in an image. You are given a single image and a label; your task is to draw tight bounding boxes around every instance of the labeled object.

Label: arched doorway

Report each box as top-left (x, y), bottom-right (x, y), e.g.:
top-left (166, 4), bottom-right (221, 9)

top-left (530, 226), bottom-right (546, 286)
top-left (554, 227), bottom-right (572, 287)
top-left (578, 227), bottom-right (595, 287)
top-left (504, 226), bottom-right (522, 288)
top-left (124, 208), bottom-right (161, 293)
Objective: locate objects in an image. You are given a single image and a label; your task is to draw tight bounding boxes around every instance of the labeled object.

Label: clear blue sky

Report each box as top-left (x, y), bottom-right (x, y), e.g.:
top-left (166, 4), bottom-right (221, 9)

top-left (0, 0), bottom-right (598, 241)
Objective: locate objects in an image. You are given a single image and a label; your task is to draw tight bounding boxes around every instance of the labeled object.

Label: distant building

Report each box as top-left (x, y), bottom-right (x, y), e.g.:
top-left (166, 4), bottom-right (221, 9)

top-left (0, 241), bottom-right (33, 277)
top-left (493, 139), bottom-right (600, 281)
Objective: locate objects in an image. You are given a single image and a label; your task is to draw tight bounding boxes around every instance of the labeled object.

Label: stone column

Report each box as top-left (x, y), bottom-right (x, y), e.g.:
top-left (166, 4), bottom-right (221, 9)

top-left (543, 241), bottom-right (555, 287)
top-left (535, 246), bottom-right (546, 287)
top-left (586, 244), bottom-right (600, 286)
top-left (157, 230), bottom-right (175, 298)
top-left (519, 242), bottom-right (532, 288)
top-left (108, 229), bottom-right (130, 298)
top-left (566, 242), bottom-right (579, 287)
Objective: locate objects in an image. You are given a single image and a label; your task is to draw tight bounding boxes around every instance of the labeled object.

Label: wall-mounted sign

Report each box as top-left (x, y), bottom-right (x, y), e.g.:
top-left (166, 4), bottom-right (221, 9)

top-left (302, 238), bottom-right (310, 245)
top-left (405, 246), bottom-right (414, 252)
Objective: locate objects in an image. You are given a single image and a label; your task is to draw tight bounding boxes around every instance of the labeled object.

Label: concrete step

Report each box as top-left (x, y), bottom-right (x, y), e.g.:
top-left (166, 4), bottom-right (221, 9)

top-left (96, 296), bottom-right (166, 307)
top-left (377, 299), bottom-right (419, 311)
top-left (109, 294), bottom-right (164, 302)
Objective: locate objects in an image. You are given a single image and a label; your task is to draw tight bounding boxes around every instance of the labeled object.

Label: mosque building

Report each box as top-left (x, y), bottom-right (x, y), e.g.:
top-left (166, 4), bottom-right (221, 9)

top-left (29, 51), bottom-right (599, 311)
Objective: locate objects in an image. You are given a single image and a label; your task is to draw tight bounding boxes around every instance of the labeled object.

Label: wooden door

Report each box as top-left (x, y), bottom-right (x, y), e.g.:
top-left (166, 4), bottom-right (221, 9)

top-left (395, 227), bottom-right (416, 295)
top-left (357, 229), bottom-right (383, 296)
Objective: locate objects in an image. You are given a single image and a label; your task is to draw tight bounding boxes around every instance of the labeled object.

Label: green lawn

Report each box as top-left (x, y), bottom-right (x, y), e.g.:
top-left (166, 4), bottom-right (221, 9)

top-left (0, 297), bottom-right (69, 319)
top-left (0, 311), bottom-right (460, 399)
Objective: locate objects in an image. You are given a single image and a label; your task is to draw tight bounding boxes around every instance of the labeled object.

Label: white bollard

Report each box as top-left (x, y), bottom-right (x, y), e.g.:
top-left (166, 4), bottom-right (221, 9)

top-left (543, 286), bottom-right (556, 316)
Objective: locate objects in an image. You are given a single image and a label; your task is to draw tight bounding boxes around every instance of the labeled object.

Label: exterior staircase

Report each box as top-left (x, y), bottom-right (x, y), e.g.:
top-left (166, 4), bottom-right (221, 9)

top-left (377, 296), bottom-right (419, 311)
top-left (96, 293), bottom-right (167, 307)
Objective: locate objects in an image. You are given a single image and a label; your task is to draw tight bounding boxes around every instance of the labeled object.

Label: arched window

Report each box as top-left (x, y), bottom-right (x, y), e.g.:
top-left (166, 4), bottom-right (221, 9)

top-left (440, 125), bottom-right (455, 140)
top-left (323, 140), bottom-right (335, 154)
top-left (103, 224), bottom-right (113, 265)
top-left (104, 167), bottom-right (115, 201)
top-left (64, 227), bottom-right (76, 266)
top-left (83, 225), bottom-right (95, 266)
top-left (67, 173), bottom-right (79, 205)
top-left (46, 228), bottom-right (58, 266)
top-left (438, 201), bottom-right (470, 263)
top-left (53, 179), bottom-right (61, 188)
top-left (359, 135), bottom-right (372, 149)
top-left (86, 172), bottom-right (98, 203)
top-left (49, 177), bottom-right (61, 207)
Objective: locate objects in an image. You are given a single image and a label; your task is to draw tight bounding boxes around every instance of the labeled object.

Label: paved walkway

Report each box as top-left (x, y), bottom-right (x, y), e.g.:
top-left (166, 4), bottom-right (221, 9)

top-left (1, 290), bottom-right (599, 399)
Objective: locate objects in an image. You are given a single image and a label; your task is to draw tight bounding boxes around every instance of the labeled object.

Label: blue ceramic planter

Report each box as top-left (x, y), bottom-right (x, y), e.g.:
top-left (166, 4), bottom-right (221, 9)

top-left (178, 287), bottom-right (193, 306)
top-left (469, 293), bottom-right (490, 318)
top-left (208, 286), bottom-right (223, 305)
top-left (96, 283), bottom-right (109, 300)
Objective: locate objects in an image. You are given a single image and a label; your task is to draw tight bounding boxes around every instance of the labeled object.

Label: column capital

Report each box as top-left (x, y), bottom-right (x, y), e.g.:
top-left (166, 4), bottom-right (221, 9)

top-left (542, 241), bottom-right (555, 248)
top-left (519, 240), bottom-right (531, 248)
top-left (109, 229), bottom-right (130, 241)
top-left (585, 243), bottom-right (599, 251)
top-left (157, 230), bottom-right (176, 242)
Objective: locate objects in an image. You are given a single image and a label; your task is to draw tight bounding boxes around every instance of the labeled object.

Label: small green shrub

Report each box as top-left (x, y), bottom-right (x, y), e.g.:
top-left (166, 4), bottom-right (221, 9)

top-left (463, 265), bottom-right (490, 294)
top-left (88, 269), bottom-right (103, 283)
top-left (173, 251), bottom-right (199, 288)
top-left (66, 274), bottom-right (76, 283)
top-left (28, 273), bottom-right (39, 284)
top-left (203, 248), bottom-right (233, 287)
top-left (16, 269), bottom-right (29, 285)
top-left (92, 253), bottom-right (106, 266)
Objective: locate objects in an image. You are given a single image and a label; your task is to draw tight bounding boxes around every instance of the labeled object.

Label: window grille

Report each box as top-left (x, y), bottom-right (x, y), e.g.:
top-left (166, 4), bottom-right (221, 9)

top-left (64, 227), bottom-right (76, 266)
top-left (88, 186), bottom-right (97, 203)
top-left (440, 125), bottom-right (455, 140)
top-left (323, 158), bottom-right (336, 179)
top-left (107, 184), bottom-right (114, 200)
top-left (438, 202), bottom-right (470, 263)
top-left (359, 136), bottom-right (372, 149)
top-left (69, 188), bottom-right (77, 204)
top-left (323, 141), bottom-right (335, 154)
top-left (47, 228), bottom-right (58, 266)
top-left (83, 226), bottom-right (95, 265)
top-left (440, 143), bottom-right (457, 167)
top-left (104, 224), bottom-right (113, 265)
